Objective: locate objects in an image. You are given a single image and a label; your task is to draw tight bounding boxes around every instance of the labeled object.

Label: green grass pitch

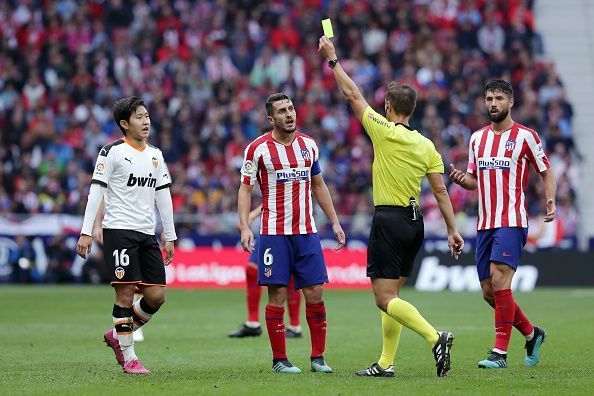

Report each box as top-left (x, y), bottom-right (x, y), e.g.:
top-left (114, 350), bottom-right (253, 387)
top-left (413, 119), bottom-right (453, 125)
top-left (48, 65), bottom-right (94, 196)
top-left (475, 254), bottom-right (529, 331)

top-left (1, 286), bottom-right (593, 395)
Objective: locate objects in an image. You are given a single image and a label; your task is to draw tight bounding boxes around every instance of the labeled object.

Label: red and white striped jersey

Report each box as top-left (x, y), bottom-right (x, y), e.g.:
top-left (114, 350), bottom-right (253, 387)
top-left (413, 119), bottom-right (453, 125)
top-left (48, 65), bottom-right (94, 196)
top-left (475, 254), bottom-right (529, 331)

top-left (466, 122), bottom-right (550, 231)
top-left (240, 132), bottom-right (321, 235)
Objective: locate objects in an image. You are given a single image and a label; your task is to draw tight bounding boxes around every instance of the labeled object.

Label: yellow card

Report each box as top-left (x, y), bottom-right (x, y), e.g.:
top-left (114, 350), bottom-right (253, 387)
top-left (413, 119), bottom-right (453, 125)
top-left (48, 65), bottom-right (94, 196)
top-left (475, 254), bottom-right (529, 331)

top-left (322, 18), bottom-right (334, 38)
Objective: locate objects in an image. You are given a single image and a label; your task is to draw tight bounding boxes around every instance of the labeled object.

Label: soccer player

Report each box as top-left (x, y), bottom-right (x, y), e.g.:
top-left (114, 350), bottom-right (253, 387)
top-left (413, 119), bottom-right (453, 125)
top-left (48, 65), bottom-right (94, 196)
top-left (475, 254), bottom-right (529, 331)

top-left (93, 199), bottom-right (145, 342)
top-left (449, 79), bottom-right (556, 368)
top-left (76, 96), bottom-right (176, 375)
top-left (238, 93), bottom-right (346, 374)
top-left (228, 204), bottom-right (303, 339)
top-left (319, 36), bottom-right (462, 378)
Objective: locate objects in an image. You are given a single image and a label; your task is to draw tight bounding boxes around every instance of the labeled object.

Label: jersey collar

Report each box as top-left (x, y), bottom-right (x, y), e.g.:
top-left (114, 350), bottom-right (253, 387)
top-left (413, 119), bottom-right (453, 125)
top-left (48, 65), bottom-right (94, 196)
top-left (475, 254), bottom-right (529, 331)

top-left (123, 137), bottom-right (147, 152)
top-left (394, 122), bottom-right (414, 131)
top-left (269, 131), bottom-right (297, 146)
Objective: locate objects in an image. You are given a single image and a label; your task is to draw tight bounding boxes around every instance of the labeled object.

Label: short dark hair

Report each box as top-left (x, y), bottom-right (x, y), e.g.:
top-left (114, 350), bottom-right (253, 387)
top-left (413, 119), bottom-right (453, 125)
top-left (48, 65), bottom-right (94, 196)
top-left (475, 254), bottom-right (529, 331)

top-left (113, 96), bottom-right (146, 135)
top-left (265, 92), bottom-right (291, 116)
top-left (386, 82), bottom-right (416, 117)
top-left (485, 79), bottom-right (513, 98)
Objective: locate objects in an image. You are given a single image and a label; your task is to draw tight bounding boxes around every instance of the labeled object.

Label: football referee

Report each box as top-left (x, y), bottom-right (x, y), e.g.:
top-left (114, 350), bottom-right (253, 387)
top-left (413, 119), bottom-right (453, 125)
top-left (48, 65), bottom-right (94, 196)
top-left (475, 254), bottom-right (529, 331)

top-left (319, 36), bottom-right (464, 378)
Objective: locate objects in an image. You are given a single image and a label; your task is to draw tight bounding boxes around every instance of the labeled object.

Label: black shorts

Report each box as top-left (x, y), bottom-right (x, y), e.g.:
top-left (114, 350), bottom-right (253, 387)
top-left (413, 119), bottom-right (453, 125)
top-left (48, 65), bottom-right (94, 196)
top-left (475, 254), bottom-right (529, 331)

top-left (367, 206), bottom-right (424, 279)
top-left (103, 229), bottom-right (166, 286)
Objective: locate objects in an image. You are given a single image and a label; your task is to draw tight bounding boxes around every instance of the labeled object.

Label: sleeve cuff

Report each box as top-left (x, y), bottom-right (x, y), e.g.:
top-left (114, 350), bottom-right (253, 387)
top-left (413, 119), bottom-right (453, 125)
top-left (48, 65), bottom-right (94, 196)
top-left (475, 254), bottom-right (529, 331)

top-left (91, 179), bottom-right (107, 188)
top-left (155, 183), bottom-right (171, 191)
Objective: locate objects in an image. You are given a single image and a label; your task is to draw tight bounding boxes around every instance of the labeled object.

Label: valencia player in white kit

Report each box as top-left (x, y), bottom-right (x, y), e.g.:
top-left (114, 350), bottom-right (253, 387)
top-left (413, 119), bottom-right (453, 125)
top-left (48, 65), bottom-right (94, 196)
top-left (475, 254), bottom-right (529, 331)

top-left (76, 97), bottom-right (176, 375)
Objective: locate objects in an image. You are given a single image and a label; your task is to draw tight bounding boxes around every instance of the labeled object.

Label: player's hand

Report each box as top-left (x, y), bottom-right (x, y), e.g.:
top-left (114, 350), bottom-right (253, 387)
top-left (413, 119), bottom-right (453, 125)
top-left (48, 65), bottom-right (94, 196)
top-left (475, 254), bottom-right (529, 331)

top-left (92, 226), bottom-right (103, 245)
top-left (76, 235), bottom-right (93, 259)
top-left (544, 199), bottom-right (556, 222)
top-left (447, 232), bottom-right (464, 260)
top-left (240, 228), bottom-right (255, 253)
top-left (449, 164), bottom-right (466, 187)
top-left (318, 36), bottom-right (337, 61)
top-left (163, 241), bottom-right (175, 266)
top-left (332, 223), bottom-right (346, 251)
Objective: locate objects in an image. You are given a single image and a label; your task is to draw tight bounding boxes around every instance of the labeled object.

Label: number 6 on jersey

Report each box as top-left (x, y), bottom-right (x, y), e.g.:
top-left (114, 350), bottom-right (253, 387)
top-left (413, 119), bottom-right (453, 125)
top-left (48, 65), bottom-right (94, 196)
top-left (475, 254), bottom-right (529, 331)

top-left (263, 248), bottom-right (273, 266)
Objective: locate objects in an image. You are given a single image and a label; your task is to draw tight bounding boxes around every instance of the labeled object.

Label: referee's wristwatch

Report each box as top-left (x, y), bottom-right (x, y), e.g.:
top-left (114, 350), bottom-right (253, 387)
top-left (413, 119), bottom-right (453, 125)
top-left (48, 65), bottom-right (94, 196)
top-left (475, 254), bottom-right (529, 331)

top-left (328, 58), bottom-right (339, 68)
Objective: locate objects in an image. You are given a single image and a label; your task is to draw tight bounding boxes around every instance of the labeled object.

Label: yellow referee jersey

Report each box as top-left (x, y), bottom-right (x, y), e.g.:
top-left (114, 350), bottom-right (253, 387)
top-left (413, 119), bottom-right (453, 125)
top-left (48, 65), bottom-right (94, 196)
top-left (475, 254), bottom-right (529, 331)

top-left (362, 106), bottom-right (444, 207)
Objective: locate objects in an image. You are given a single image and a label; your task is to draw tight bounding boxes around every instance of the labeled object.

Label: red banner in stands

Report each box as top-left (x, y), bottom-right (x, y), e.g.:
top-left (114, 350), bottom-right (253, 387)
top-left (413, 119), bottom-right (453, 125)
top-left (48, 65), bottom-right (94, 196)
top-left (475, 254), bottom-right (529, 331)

top-left (165, 247), bottom-right (369, 289)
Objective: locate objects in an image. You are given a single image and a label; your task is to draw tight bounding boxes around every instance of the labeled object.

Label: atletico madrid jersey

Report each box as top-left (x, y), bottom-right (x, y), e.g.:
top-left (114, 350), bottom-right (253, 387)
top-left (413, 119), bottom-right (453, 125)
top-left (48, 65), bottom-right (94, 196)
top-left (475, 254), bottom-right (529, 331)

top-left (466, 122), bottom-right (550, 231)
top-left (240, 132), bottom-right (321, 235)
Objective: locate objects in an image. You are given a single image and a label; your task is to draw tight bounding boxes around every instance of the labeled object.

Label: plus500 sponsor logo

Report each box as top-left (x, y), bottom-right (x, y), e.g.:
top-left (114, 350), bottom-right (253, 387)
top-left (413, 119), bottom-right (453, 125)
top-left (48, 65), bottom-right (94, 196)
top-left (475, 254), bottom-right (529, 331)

top-left (276, 167), bottom-right (310, 182)
top-left (478, 156), bottom-right (511, 170)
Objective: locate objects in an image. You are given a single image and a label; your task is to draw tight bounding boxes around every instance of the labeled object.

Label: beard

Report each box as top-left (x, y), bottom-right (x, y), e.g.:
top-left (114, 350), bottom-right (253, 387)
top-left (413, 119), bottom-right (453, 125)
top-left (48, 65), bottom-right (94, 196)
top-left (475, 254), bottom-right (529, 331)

top-left (488, 108), bottom-right (509, 123)
top-left (278, 123), bottom-right (296, 134)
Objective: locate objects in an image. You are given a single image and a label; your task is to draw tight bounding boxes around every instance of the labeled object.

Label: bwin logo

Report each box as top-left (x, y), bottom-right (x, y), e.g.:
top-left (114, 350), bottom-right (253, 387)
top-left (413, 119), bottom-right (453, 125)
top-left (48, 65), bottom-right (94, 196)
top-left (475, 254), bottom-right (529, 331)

top-left (414, 256), bottom-right (538, 292)
top-left (127, 173), bottom-right (157, 187)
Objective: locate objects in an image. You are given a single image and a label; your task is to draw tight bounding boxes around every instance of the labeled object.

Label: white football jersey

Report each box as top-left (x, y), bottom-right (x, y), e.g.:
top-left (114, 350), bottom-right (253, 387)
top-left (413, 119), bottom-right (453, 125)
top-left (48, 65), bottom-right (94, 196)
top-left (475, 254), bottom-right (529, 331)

top-left (91, 138), bottom-right (172, 235)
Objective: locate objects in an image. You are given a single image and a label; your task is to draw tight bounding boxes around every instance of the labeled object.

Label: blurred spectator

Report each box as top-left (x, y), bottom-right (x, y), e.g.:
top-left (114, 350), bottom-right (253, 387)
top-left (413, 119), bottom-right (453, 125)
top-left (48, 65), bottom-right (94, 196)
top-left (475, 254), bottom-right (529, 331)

top-left (10, 235), bottom-right (39, 283)
top-left (45, 235), bottom-right (75, 283)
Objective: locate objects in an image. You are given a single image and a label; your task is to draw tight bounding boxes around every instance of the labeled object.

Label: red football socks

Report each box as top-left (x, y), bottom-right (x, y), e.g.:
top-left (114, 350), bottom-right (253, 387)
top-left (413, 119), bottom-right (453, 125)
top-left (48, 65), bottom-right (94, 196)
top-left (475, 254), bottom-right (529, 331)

top-left (265, 305), bottom-right (287, 359)
top-left (493, 289), bottom-right (514, 353)
top-left (513, 302), bottom-right (535, 337)
top-left (245, 266), bottom-right (261, 323)
top-left (287, 278), bottom-right (301, 327)
top-left (306, 302), bottom-right (326, 358)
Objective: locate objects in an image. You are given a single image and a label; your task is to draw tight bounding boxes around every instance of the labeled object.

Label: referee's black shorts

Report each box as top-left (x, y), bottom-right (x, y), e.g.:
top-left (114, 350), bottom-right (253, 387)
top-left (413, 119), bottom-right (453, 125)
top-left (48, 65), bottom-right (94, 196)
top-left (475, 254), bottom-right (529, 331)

top-left (367, 205), bottom-right (424, 279)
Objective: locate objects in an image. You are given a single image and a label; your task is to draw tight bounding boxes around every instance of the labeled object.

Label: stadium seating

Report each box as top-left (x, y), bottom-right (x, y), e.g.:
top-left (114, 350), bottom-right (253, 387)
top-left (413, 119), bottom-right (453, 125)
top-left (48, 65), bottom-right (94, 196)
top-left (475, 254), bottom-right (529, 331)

top-left (0, 0), bottom-right (579, 243)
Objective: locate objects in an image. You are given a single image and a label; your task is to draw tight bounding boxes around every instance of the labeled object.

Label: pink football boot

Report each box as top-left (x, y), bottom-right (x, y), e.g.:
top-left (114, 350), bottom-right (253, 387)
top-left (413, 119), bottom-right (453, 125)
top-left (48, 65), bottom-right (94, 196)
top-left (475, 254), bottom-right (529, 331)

top-left (123, 359), bottom-right (151, 375)
top-left (103, 329), bottom-right (125, 366)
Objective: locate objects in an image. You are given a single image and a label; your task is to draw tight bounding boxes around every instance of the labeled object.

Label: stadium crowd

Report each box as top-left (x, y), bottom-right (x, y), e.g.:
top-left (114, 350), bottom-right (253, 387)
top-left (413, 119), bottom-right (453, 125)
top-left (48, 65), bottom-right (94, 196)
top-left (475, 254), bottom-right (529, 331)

top-left (0, 0), bottom-right (579, 241)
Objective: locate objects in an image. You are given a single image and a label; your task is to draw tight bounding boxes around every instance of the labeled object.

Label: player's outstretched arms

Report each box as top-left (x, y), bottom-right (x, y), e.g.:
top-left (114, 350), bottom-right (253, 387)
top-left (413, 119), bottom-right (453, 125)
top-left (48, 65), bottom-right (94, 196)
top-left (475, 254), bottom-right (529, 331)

top-left (318, 36), bottom-right (368, 122)
top-left (427, 172), bottom-right (464, 259)
top-left (449, 164), bottom-right (477, 191)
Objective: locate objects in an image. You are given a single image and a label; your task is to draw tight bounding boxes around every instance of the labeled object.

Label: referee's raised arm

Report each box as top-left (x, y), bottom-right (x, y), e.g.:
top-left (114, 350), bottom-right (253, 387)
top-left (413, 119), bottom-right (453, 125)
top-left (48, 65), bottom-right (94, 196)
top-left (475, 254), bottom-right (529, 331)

top-left (318, 36), bottom-right (368, 121)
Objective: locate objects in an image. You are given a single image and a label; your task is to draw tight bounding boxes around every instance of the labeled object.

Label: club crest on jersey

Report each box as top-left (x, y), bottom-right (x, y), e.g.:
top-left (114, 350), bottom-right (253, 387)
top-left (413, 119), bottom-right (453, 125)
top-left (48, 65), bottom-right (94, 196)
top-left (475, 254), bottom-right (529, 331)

top-left (152, 156), bottom-right (158, 169)
top-left (264, 267), bottom-right (272, 278)
top-left (505, 139), bottom-right (516, 152)
top-left (115, 267), bottom-right (125, 279)
top-left (300, 148), bottom-right (311, 162)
